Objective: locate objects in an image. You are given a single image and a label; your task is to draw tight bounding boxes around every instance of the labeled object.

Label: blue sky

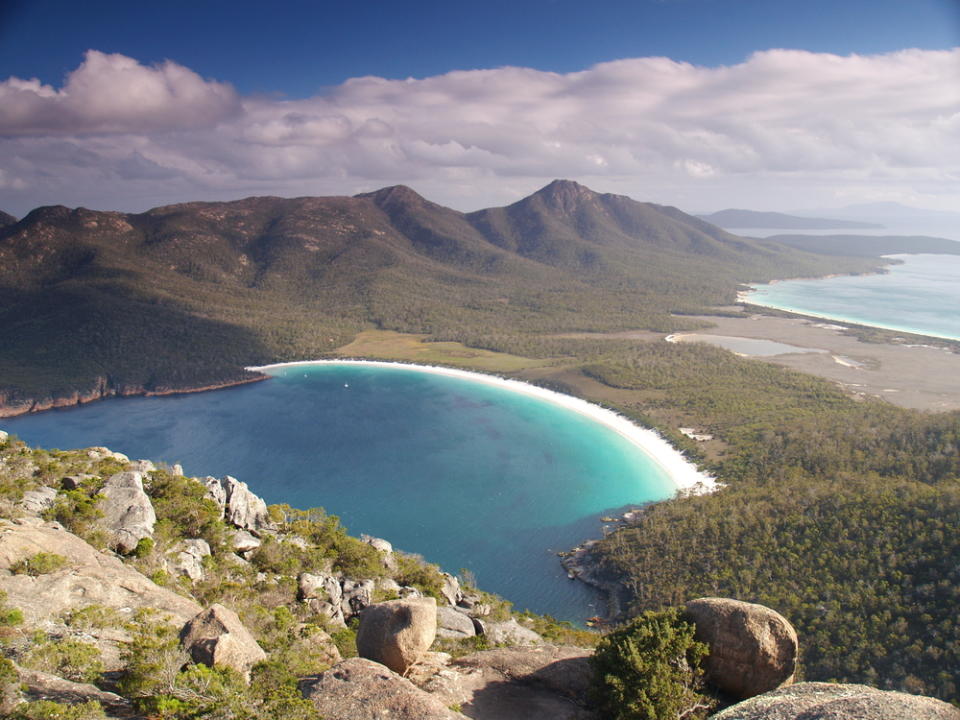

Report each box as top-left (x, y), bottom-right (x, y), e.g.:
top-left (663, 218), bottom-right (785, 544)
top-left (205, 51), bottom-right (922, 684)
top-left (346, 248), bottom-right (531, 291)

top-left (3, 0), bottom-right (957, 96)
top-left (0, 0), bottom-right (958, 215)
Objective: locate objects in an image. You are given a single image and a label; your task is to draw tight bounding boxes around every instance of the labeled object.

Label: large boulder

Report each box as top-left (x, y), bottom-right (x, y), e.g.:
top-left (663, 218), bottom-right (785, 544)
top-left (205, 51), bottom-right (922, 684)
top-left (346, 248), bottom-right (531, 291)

top-left (180, 604), bottom-right (267, 676)
top-left (98, 471), bottom-right (156, 553)
top-left (18, 665), bottom-right (132, 714)
top-left (356, 597), bottom-right (437, 674)
top-left (300, 657), bottom-right (466, 720)
top-left (17, 487), bottom-right (57, 516)
top-left (0, 521), bottom-right (201, 626)
top-left (711, 681), bottom-right (960, 720)
top-left (437, 606), bottom-right (476, 639)
top-left (684, 597), bottom-right (798, 700)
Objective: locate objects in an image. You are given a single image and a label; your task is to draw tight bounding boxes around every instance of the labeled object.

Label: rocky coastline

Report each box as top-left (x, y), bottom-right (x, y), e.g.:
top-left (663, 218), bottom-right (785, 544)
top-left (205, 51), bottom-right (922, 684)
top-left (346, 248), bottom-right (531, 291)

top-left (0, 372), bottom-right (267, 418)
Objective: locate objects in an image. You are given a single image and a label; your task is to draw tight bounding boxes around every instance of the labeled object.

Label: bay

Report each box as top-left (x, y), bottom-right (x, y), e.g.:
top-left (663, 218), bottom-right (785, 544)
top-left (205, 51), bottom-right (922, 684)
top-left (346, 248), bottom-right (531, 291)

top-left (1, 361), bottom-right (681, 622)
top-left (743, 254), bottom-right (960, 342)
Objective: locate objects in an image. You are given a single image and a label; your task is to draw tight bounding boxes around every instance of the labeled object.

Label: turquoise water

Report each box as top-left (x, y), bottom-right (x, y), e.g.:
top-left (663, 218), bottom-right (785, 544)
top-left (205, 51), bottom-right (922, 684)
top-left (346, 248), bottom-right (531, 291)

top-left (0, 362), bottom-right (677, 621)
top-left (744, 254), bottom-right (960, 341)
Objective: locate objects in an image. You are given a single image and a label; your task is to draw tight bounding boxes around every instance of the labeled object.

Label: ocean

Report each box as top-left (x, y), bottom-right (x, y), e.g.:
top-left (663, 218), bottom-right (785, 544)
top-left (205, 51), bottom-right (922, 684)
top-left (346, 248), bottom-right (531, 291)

top-left (742, 254), bottom-right (960, 342)
top-left (1, 362), bottom-right (682, 622)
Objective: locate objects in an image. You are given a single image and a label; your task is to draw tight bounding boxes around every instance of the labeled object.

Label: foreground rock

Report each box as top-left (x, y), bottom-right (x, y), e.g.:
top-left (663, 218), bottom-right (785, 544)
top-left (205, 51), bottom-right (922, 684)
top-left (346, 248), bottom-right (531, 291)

top-left (357, 597), bottom-right (438, 674)
top-left (684, 597), bottom-right (798, 699)
top-left (0, 521), bottom-right (201, 626)
top-left (179, 603), bottom-right (267, 676)
top-left (712, 682), bottom-right (960, 720)
top-left (437, 606), bottom-right (476, 639)
top-left (99, 470), bottom-right (156, 553)
top-left (406, 645), bottom-right (596, 720)
top-left (300, 657), bottom-right (467, 720)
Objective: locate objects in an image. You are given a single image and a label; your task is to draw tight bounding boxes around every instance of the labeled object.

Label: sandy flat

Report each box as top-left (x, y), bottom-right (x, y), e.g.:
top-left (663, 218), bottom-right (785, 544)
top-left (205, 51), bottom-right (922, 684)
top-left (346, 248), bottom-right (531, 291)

top-left (678, 312), bottom-right (960, 412)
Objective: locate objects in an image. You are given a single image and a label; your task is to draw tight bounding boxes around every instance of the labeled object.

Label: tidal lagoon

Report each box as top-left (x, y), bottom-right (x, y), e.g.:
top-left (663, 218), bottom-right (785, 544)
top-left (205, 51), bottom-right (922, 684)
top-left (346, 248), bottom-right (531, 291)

top-left (1, 361), bottom-right (710, 621)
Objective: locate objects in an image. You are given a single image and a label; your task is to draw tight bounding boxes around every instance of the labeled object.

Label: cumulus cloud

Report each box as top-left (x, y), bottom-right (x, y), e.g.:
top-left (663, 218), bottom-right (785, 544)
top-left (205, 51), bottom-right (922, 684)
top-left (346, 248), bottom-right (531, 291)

top-left (0, 50), bottom-right (241, 135)
top-left (0, 48), bottom-right (958, 214)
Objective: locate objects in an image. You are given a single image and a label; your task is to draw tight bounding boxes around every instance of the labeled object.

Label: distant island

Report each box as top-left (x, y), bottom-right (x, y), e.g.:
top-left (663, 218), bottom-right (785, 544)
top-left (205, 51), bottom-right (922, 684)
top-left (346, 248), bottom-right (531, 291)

top-left (698, 208), bottom-right (883, 230)
top-left (759, 233), bottom-right (960, 257)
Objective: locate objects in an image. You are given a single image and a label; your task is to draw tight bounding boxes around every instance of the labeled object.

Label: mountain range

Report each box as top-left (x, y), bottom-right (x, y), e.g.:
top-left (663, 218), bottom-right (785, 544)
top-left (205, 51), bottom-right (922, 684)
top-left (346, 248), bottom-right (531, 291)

top-left (0, 180), bottom-right (874, 414)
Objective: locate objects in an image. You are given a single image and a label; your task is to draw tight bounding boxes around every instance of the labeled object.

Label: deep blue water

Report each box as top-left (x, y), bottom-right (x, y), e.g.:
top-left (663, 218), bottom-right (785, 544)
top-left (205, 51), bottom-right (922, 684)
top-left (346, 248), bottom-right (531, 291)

top-left (1, 362), bottom-right (677, 622)
top-left (744, 254), bottom-right (960, 342)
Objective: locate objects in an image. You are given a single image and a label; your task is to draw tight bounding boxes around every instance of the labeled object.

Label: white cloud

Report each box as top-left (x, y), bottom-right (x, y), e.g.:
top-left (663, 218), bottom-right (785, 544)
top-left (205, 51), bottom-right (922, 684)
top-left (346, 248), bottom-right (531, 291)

top-left (0, 48), bottom-right (958, 214)
top-left (0, 50), bottom-right (241, 135)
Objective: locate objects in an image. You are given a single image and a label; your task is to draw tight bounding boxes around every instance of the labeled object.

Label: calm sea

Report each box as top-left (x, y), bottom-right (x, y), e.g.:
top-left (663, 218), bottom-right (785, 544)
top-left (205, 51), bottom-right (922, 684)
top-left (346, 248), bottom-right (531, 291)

top-left (743, 254), bottom-right (960, 342)
top-left (1, 362), bottom-right (677, 622)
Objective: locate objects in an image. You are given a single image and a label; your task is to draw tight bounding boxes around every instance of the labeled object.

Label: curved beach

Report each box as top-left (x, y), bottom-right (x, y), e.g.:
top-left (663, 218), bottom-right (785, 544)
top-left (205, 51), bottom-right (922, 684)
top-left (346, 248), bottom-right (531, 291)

top-left (246, 359), bottom-right (718, 496)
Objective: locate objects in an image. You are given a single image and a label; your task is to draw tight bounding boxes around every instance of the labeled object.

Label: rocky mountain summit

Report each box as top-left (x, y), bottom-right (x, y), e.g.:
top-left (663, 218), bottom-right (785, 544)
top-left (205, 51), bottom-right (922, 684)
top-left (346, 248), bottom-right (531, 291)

top-left (0, 431), bottom-right (955, 719)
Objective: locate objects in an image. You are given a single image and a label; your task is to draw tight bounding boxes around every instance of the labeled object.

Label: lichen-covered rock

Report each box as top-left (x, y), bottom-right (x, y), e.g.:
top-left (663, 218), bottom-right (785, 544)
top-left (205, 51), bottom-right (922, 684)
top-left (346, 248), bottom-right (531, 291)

top-left (17, 486), bottom-right (57, 516)
top-left (299, 657), bottom-right (466, 720)
top-left (180, 603), bottom-right (267, 676)
top-left (18, 665), bottom-right (132, 713)
top-left (440, 572), bottom-right (463, 606)
top-left (99, 471), bottom-right (156, 553)
top-left (341, 578), bottom-right (376, 618)
top-left (231, 528), bottom-right (261, 553)
top-left (482, 618), bottom-right (543, 646)
top-left (299, 572), bottom-right (343, 606)
top-left (356, 597), bottom-right (437, 674)
top-left (169, 538), bottom-right (211, 581)
top-left (437, 606), bottom-right (476, 639)
top-left (684, 597), bottom-right (798, 700)
top-left (711, 681), bottom-right (960, 720)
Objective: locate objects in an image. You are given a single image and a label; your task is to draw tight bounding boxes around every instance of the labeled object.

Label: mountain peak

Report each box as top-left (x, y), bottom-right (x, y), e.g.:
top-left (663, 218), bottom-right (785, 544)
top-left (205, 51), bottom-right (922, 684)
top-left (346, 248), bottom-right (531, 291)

top-left (355, 185), bottom-right (428, 208)
top-left (529, 179), bottom-right (598, 213)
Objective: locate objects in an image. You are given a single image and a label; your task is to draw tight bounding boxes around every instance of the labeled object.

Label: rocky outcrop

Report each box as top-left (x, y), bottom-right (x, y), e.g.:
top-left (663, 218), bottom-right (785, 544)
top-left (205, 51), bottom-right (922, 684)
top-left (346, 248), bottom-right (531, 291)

top-left (362, 533), bottom-right (398, 571)
top-left (168, 538), bottom-right (211, 581)
top-left (231, 529), bottom-right (261, 553)
top-left (180, 604), bottom-right (267, 677)
top-left (342, 578), bottom-right (376, 618)
top-left (0, 520), bottom-right (201, 626)
top-left (482, 618), bottom-right (544, 646)
top-left (98, 471), bottom-right (156, 554)
top-left (356, 597), bottom-right (438, 674)
top-left (711, 681), bottom-right (960, 720)
top-left (203, 475), bottom-right (270, 534)
top-left (300, 657), bottom-right (467, 720)
top-left (684, 597), bottom-right (798, 700)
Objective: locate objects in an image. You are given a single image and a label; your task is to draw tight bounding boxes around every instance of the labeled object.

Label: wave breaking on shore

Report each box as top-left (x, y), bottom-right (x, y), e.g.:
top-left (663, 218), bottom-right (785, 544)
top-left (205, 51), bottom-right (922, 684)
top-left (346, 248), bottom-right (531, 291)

top-left (247, 359), bottom-right (718, 496)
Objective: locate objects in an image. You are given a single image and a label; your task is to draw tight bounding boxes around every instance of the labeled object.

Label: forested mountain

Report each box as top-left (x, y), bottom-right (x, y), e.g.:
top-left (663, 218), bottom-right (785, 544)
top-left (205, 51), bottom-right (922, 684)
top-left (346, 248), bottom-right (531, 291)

top-left (0, 181), bottom-right (876, 413)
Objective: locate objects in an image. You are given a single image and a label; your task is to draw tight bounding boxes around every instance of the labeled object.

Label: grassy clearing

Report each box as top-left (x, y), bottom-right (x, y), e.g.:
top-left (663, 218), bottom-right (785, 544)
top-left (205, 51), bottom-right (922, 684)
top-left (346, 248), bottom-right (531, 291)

top-left (333, 330), bottom-right (553, 373)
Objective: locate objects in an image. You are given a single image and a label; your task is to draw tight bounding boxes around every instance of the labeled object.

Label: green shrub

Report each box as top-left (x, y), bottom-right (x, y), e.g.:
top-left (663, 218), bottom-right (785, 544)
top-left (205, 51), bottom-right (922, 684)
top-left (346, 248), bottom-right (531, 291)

top-left (22, 638), bottom-right (104, 684)
top-left (11, 552), bottom-right (68, 576)
top-left (42, 490), bottom-right (104, 545)
top-left (117, 613), bottom-right (187, 701)
top-left (0, 657), bottom-right (19, 715)
top-left (0, 590), bottom-right (23, 627)
top-left (62, 604), bottom-right (122, 630)
top-left (591, 608), bottom-right (713, 720)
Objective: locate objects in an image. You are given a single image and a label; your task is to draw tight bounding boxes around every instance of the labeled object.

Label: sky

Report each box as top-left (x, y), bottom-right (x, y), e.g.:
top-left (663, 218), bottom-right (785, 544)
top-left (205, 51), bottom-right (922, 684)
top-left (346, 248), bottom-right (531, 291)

top-left (0, 0), bottom-right (958, 217)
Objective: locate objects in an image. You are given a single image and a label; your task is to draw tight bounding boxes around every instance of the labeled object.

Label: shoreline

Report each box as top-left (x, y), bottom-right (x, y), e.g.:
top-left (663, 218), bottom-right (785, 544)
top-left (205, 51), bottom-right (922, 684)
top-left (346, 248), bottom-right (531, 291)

top-left (247, 358), bottom-right (718, 497)
top-left (737, 291), bottom-right (960, 344)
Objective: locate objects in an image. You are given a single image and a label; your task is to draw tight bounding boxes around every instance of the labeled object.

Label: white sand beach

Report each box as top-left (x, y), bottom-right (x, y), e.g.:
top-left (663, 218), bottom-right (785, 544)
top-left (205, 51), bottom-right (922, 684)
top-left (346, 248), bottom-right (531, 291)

top-left (246, 359), bottom-right (718, 496)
